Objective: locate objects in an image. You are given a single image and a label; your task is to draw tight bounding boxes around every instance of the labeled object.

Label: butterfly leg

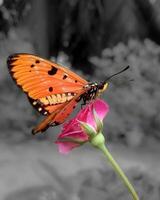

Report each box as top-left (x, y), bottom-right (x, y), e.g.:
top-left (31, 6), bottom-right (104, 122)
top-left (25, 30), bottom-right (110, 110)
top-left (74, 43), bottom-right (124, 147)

top-left (81, 96), bottom-right (88, 108)
top-left (81, 103), bottom-right (85, 109)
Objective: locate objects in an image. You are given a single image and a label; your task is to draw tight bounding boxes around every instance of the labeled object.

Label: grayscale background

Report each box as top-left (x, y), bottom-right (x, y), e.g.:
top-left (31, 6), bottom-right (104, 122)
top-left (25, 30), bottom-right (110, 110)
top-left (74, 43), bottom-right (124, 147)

top-left (0, 0), bottom-right (160, 199)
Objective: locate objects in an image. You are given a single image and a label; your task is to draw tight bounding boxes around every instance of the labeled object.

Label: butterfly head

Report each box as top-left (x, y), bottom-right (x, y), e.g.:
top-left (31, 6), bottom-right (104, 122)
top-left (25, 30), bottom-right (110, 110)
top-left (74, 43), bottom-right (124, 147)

top-left (97, 82), bottom-right (109, 96)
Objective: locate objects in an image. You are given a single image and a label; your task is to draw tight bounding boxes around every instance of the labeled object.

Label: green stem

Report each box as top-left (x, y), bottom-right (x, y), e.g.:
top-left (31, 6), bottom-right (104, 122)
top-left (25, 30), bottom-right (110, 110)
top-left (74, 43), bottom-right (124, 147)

top-left (99, 143), bottom-right (139, 200)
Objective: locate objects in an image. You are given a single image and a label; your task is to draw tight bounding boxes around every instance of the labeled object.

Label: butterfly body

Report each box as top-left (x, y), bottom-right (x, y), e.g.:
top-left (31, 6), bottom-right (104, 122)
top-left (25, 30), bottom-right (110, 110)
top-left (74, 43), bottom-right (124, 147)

top-left (7, 53), bottom-right (108, 134)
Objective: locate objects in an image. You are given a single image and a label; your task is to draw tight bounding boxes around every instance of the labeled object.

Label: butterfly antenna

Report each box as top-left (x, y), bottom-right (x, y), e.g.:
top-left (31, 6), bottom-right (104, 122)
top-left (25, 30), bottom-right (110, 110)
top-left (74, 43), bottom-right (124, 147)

top-left (104, 65), bottom-right (130, 82)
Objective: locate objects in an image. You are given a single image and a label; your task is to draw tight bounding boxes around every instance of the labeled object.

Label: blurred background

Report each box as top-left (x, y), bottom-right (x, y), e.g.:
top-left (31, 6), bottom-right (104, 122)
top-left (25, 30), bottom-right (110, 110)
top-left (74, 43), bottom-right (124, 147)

top-left (0, 0), bottom-right (160, 199)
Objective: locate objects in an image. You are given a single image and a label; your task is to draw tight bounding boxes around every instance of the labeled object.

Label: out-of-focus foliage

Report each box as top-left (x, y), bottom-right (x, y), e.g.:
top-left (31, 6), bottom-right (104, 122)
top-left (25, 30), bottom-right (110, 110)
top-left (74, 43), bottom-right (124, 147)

top-left (47, 0), bottom-right (106, 74)
top-left (0, 27), bottom-right (35, 142)
top-left (0, 78), bottom-right (35, 142)
top-left (47, 0), bottom-right (160, 74)
top-left (0, 26), bottom-right (34, 83)
top-left (91, 39), bottom-right (160, 146)
top-left (0, 0), bottom-right (30, 35)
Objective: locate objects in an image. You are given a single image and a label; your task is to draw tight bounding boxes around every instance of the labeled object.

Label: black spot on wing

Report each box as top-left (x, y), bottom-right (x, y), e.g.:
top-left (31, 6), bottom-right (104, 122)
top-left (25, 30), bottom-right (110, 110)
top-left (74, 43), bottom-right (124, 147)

top-left (48, 66), bottom-right (58, 75)
top-left (35, 60), bottom-right (40, 63)
top-left (31, 64), bottom-right (35, 68)
top-left (63, 74), bottom-right (68, 80)
top-left (49, 87), bottom-right (53, 92)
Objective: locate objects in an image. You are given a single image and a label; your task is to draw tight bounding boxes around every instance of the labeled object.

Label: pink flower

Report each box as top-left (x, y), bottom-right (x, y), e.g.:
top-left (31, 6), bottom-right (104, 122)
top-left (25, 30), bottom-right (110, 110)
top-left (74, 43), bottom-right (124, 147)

top-left (55, 99), bottom-right (109, 154)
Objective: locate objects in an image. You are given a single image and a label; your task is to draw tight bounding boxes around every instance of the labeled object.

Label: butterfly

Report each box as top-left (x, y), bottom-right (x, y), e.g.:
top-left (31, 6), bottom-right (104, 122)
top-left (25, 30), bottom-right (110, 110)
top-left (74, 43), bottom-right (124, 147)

top-left (7, 53), bottom-right (129, 135)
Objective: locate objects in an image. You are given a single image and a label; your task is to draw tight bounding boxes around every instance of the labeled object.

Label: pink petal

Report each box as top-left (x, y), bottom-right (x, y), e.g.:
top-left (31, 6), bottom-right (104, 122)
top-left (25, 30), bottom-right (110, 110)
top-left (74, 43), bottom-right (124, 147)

top-left (55, 141), bottom-right (80, 154)
top-left (92, 99), bottom-right (109, 121)
top-left (62, 118), bottom-right (79, 133)
top-left (58, 130), bottom-right (89, 141)
top-left (76, 99), bottom-right (109, 129)
top-left (58, 118), bottom-right (89, 141)
top-left (76, 105), bottom-right (89, 122)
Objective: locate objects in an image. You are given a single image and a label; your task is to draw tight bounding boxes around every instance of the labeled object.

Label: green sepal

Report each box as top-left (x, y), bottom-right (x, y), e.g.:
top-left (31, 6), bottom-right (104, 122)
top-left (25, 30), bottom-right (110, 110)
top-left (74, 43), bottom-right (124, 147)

top-left (93, 109), bottom-right (103, 132)
top-left (78, 120), bottom-right (96, 137)
top-left (90, 132), bottom-right (105, 148)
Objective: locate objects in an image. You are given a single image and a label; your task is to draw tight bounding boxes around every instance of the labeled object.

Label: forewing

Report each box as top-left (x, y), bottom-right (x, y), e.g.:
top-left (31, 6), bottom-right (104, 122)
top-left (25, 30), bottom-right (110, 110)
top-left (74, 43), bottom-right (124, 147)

top-left (7, 53), bottom-right (88, 115)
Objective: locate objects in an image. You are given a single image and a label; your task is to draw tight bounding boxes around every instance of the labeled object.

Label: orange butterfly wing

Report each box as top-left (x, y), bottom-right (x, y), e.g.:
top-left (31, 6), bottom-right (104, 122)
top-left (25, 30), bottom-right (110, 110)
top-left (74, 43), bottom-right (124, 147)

top-left (32, 97), bottom-right (83, 134)
top-left (7, 53), bottom-right (89, 134)
top-left (8, 53), bottom-right (88, 113)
